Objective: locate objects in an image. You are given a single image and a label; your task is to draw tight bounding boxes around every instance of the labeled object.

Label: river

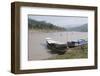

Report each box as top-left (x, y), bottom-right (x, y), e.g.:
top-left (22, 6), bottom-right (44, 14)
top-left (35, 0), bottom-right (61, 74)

top-left (28, 30), bottom-right (87, 60)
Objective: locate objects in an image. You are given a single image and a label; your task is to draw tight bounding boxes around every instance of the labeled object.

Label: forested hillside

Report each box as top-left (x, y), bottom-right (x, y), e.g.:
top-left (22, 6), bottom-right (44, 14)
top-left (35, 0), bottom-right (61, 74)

top-left (28, 18), bottom-right (66, 31)
top-left (28, 18), bottom-right (88, 32)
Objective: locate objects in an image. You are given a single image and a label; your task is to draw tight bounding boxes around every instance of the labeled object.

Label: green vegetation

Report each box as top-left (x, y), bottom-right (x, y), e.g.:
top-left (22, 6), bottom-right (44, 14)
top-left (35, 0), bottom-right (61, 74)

top-left (49, 44), bottom-right (88, 59)
top-left (28, 18), bottom-right (88, 32)
top-left (28, 18), bottom-right (66, 31)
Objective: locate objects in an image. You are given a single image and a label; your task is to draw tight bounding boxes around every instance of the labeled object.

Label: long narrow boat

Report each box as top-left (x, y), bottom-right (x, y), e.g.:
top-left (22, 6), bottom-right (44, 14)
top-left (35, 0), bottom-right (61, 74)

top-left (45, 38), bottom-right (87, 54)
top-left (67, 39), bottom-right (87, 48)
top-left (45, 38), bottom-right (67, 54)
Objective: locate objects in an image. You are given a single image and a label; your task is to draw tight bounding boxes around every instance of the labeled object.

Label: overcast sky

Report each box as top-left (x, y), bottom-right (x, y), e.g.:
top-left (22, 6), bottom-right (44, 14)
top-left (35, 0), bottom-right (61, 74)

top-left (28, 15), bottom-right (88, 28)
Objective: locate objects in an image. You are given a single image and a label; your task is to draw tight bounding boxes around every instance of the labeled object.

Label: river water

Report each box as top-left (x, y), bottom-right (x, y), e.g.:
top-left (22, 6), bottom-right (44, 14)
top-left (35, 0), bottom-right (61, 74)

top-left (28, 30), bottom-right (87, 60)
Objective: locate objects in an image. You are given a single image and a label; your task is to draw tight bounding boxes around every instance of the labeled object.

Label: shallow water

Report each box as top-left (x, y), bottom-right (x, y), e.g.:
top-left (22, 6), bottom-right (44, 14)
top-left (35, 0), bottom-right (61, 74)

top-left (28, 30), bottom-right (87, 60)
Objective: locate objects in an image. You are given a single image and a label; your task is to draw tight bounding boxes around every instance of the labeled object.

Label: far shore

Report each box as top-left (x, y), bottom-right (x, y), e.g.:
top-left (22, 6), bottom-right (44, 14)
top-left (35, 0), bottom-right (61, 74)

top-left (28, 29), bottom-right (88, 33)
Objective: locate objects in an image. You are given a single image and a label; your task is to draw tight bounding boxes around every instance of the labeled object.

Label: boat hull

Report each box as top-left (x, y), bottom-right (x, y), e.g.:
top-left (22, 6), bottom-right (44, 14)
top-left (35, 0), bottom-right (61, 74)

top-left (46, 41), bottom-right (67, 54)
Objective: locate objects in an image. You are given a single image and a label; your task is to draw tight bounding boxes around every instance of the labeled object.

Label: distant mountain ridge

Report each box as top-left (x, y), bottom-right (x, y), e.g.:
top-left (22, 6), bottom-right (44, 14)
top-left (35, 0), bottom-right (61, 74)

top-left (28, 18), bottom-right (66, 31)
top-left (28, 18), bottom-right (88, 32)
top-left (66, 24), bottom-right (88, 32)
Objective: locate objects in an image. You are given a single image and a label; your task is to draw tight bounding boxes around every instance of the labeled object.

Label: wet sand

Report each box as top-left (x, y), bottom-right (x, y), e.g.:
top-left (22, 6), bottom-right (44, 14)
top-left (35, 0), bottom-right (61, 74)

top-left (28, 30), bottom-right (87, 60)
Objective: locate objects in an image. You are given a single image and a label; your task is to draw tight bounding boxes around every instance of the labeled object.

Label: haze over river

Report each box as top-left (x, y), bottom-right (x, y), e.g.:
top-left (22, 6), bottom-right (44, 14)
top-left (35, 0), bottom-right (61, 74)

top-left (28, 30), bottom-right (87, 60)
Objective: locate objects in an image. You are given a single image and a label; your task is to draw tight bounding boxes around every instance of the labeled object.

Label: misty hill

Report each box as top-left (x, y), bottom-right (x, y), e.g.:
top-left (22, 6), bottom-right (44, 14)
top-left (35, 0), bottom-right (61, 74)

top-left (28, 18), bottom-right (88, 32)
top-left (28, 18), bottom-right (66, 31)
top-left (66, 24), bottom-right (88, 32)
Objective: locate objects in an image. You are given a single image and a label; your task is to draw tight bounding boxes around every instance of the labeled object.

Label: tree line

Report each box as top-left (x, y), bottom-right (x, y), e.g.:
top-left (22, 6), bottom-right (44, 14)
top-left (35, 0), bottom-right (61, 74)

top-left (28, 18), bottom-right (66, 31)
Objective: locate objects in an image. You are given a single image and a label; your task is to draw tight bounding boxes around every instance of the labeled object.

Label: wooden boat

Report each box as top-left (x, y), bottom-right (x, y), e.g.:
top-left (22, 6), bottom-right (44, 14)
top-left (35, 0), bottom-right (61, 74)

top-left (45, 38), bottom-right (67, 54)
top-left (67, 41), bottom-right (79, 48)
top-left (45, 38), bottom-right (87, 54)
